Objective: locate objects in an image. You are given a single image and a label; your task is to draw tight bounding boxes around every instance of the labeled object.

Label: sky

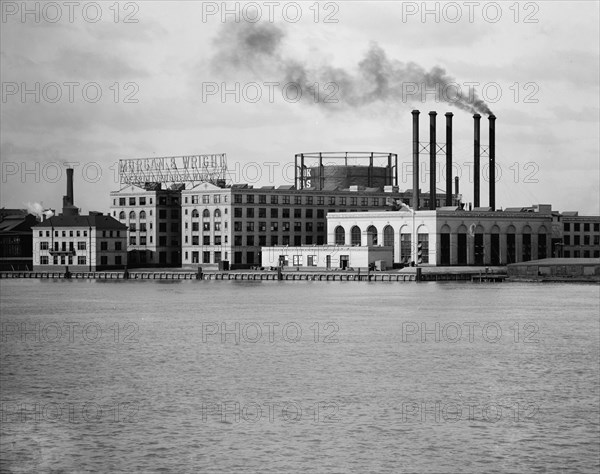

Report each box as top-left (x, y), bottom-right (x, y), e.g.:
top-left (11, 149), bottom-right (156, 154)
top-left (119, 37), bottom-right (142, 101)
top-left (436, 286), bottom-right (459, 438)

top-left (1, 0), bottom-right (599, 216)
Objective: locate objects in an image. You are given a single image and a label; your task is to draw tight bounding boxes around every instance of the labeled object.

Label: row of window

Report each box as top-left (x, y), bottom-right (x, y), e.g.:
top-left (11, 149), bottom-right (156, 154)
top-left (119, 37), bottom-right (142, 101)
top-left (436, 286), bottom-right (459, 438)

top-left (185, 195), bottom-right (227, 204)
top-left (564, 235), bottom-right (600, 246)
top-left (233, 222), bottom-right (325, 232)
top-left (186, 250), bottom-right (228, 264)
top-left (128, 236), bottom-right (177, 247)
top-left (117, 210), bottom-right (179, 220)
top-left (116, 196), bottom-right (179, 206)
top-left (39, 255), bottom-right (124, 265)
top-left (185, 222), bottom-right (225, 232)
top-left (233, 194), bottom-right (390, 206)
top-left (564, 222), bottom-right (600, 232)
top-left (233, 208), bottom-right (328, 219)
top-left (564, 250), bottom-right (600, 258)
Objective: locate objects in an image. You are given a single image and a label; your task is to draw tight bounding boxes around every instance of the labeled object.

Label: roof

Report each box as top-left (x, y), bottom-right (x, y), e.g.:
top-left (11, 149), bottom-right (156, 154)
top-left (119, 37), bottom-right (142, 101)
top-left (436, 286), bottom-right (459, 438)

top-left (509, 258), bottom-right (600, 266)
top-left (0, 214), bottom-right (37, 232)
top-left (34, 214), bottom-right (127, 230)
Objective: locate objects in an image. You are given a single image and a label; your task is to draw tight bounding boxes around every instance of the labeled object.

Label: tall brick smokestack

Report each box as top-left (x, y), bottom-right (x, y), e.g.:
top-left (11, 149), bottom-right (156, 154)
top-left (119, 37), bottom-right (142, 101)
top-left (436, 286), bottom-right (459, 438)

top-left (429, 111), bottom-right (437, 210)
top-left (66, 168), bottom-right (74, 206)
top-left (473, 114), bottom-right (481, 208)
top-left (412, 110), bottom-right (420, 209)
top-left (62, 168), bottom-right (78, 216)
top-left (489, 114), bottom-right (496, 210)
top-left (445, 112), bottom-right (453, 206)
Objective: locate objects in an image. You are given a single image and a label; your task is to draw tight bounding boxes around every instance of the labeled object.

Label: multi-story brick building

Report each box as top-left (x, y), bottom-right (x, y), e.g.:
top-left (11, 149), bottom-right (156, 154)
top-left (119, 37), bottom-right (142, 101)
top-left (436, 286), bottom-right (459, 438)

top-left (560, 212), bottom-right (600, 258)
top-left (33, 169), bottom-right (127, 271)
top-left (110, 184), bottom-right (183, 267)
top-left (179, 182), bottom-right (458, 268)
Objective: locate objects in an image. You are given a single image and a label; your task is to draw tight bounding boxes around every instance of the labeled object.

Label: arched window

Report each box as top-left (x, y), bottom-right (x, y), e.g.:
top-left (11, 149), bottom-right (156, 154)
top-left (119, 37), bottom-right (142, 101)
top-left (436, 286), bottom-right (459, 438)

top-left (335, 226), bottom-right (345, 245)
top-left (351, 226), bottom-right (361, 246)
top-left (191, 209), bottom-right (199, 218)
top-left (129, 211), bottom-right (136, 220)
top-left (119, 211), bottom-right (125, 220)
top-left (383, 225), bottom-right (394, 252)
top-left (139, 210), bottom-right (146, 220)
top-left (367, 226), bottom-right (378, 246)
top-left (203, 209), bottom-right (210, 218)
top-left (214, 209), bottom-right (221, 219)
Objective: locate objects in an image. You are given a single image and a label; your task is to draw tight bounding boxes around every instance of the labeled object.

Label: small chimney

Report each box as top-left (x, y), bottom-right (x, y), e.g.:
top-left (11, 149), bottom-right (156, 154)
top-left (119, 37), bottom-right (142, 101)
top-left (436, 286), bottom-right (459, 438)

top-left (473, 114), bottom-right (481, 208)
top-left (429, 111), bottom-right (437, 210)
top-left (412, 110), bottom-right (420, 209)
top-left (489, 115), bottom-right (496, 210)
top-left (445, 112), bottom-right (453, 206)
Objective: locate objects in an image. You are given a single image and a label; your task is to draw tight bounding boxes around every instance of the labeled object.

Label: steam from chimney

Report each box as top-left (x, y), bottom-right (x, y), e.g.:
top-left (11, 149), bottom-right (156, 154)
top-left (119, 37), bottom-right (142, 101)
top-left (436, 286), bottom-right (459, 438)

top-left (25, 202), bottom-right (44, 220)
top-left (211, 22), bottom-right (493, 115)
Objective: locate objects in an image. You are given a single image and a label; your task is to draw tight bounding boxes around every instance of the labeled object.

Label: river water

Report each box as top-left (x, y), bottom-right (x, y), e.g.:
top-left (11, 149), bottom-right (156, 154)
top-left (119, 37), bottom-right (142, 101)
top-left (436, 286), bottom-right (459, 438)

top-left (1, 280), bottom-right (598, 473)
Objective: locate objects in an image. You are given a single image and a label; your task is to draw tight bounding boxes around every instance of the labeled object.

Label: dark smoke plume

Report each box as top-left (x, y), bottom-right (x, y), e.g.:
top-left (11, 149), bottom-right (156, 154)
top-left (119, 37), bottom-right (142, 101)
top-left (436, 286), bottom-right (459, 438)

top-left (211, 22), bottom-right (492, 115)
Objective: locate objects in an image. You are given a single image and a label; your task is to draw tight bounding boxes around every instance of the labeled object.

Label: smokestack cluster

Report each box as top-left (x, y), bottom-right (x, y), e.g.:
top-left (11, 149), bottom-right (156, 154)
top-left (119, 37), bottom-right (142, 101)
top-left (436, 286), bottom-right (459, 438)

top-left (412, 111), bottom-right (496, 211)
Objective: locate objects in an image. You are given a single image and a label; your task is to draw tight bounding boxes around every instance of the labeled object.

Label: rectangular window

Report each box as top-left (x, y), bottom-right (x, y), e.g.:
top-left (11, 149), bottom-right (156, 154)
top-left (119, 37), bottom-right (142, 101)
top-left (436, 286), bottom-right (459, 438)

top-left (259, 208), bottom-right (266, 218)
top-left (282, 208), bottom-right (290, 218)
top-left (329, 197), bottom-right (335, 205)
top-left (40, 256), bottom-right (49, 264)
top-left (307, 255), bottom-right (317, 266)
top-left (159, 223), bottom-right (166, 232)
top-left (306, 196), bottom-right (313, 205)
top-left (129, 197), bottom-right (136, 205)
top-left (294, 222), bottom-right (302, 232)
top-left (271, 195), bottom-right (278, 204)
top-left (259, 222), bottom-right (266, 232)
top-left (119, 198), bottom-right (126, 206)
top-left (203, 251), bottom-right (211, 263)
top-left (100, 241), bottom-right (108, 250)
top-left (306, 209), bottom-right (313, 218)
top-left (140, 223), bottom-right (147, 232)
top-left (271, 222), bottom-right (279, 231)
top-left (294, 209), bottom-right (302, 218)
top-left (293, 255), bottom-right (303, 266)
top-left (203, 222), bottom-right (210, 231)
top-left (305, 222), bottom-right (313, 232)
top-left (203, 195), bottom-right (210, 204)
top-left (282, 196), bottom-right (290, 204)
top-left (234, 236), bottom-right (242, 246)
top-left (295, 196), bottom-right (302, 205)
top-left (271, 208), bottom-right (278, 218)
top-left (234, 222), bottom-right (242, 232)
top-left (115, 256), bottom-right (122, 265)
top-left (246, 194), bottom-right (254, 204)
top-left (259, 195), bottom-right (266, 204)
top-left (100, 256), bottom-right (108, 265)
top-left (203, 236), bottom-right (210, 245)
top-left (140, 236), bottom-right (147, 245)
top-left (340, 197), bottom-right (347, 205)
top-left (139, 197), bottom-right (146, 205)
top-left (115, 242), bottom-right (122, 250)
top-left (247, 222), bottom-right (254, 232)
top-left (77, 256), bottom-right (86, 265)
top-left (317, 209), bottom-right (324, 219)
top-left (247, 235), bottom-right (254, 246)
top-left (40, 241), bottom-right (49, 250)
top-left (317, 196), bottom-right (324, 205)
top-left (77, 242), bottom-right (86, 250)
top-left (214, 195), bottom-right (221, 204)
top-left (351, 197), bottom-right (358, 206)
top-left (192, 195), bottom-right (199, 204)
top-left (234, 208), bottom-right (242, 218)
top-left (259, 235), bottom-right (266, 246)
top-left (282, 222), bottom-right (290, 232)
top-left (400, 234), bottom-right (411, 263)
top-left (246, 208), bottom-right (254, 218)
top-left (271, 235), bottom-right (278, 246)
top-left (192, 236), bottom-right (199, 245)
top-left (294, 235), bottom-right (302, 246)
top-left (584, 223), bottom-right (590, 232)
top-left (214, 222), bottom-right (221, 231)
top-left (234, 194), bottom-right (242, 203)
top-left (214, 235), bottom-right (222, 245)
top-left (129, 236), bottom-right (136, 245)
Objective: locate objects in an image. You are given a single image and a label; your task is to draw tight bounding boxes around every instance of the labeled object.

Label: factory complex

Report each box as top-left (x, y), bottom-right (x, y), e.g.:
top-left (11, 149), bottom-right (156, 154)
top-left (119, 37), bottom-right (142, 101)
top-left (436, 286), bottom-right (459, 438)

top-left (2, 111), bottom-right (598, 272)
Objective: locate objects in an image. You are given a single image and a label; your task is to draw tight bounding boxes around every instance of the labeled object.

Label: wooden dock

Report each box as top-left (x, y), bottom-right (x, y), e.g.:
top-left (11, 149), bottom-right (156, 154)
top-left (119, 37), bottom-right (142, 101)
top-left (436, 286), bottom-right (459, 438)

top-left (0, 270), bottom-right (508, 282)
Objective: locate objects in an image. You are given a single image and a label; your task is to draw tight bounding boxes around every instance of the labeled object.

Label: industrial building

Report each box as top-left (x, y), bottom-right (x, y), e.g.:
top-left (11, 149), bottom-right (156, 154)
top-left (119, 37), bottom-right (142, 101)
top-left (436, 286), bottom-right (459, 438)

top-left (111, 152), bottom-right (460, 268)
top-left (261, 245), bottom-right (393, 270)
top-left (0, 209), bottom-right (37, 271)
top-left (33, 169), bottom-right (128, 271)
top-left (326, 111), bottom-right (600, 266)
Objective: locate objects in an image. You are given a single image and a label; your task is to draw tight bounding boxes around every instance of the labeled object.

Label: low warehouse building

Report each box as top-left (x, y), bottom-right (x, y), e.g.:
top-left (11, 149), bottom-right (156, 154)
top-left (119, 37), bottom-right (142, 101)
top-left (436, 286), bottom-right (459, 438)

top-left (261, 245), bottom-right (393, 270)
